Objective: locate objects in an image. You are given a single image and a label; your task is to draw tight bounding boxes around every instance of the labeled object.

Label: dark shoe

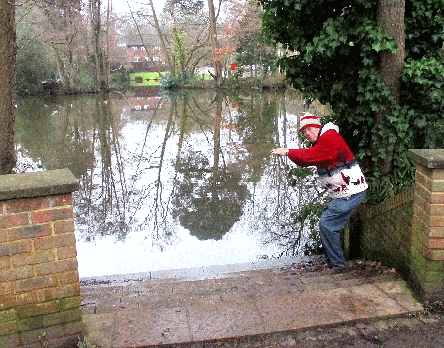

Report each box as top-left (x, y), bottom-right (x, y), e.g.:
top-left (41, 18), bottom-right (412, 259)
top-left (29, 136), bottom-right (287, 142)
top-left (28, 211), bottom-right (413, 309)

top-left (332, 266), bottom-right (350, 274)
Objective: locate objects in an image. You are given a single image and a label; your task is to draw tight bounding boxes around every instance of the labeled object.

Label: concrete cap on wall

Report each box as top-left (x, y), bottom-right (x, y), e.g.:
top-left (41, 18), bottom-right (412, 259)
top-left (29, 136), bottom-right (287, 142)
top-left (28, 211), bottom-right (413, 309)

top-left (0, 168), bottom-right (79, 201)
top-left (409, 149), bottom-right (444, 169)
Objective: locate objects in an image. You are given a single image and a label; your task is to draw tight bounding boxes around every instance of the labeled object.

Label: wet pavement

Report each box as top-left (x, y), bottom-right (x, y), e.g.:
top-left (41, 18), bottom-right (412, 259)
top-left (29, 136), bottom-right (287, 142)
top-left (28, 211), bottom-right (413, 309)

top-left (80, 257), bottom-right (423, 347)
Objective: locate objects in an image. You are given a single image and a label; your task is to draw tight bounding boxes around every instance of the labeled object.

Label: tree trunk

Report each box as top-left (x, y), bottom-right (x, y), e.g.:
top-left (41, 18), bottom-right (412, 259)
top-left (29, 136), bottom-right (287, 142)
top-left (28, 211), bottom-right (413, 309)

top-left (207, 0), bottom-right (222, 86)
top-left (376, 0), bottom-right (405, 174)
top-left (172, 25), bottom-right (187, 77)
top-left (90, 0), bottom-right (102, 91)
top-left (103, 0), bottom-right (111, 90)
top-left (0, 0), bottom-right (17, 174)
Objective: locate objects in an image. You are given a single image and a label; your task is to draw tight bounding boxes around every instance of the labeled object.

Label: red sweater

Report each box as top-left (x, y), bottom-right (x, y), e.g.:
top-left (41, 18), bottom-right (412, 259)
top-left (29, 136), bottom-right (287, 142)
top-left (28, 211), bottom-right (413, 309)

top-left (288, 126), bottom-right (368, 198)
top-left (288, 129), bottom-right (354, 170)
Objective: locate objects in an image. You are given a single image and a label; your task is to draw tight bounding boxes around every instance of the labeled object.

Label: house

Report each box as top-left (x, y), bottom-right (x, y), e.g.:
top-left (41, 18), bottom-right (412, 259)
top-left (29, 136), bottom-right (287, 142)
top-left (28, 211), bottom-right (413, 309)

top-left (123, 36), bottom-right (168, 72)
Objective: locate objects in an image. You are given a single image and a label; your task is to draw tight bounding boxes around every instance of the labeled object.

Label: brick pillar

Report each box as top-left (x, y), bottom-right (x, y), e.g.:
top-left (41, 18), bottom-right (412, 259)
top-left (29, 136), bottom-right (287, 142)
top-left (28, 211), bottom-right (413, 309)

top-left (0, 169), bottom-right (82, 348)
top-left (409, 149), bottom-right (444, 301)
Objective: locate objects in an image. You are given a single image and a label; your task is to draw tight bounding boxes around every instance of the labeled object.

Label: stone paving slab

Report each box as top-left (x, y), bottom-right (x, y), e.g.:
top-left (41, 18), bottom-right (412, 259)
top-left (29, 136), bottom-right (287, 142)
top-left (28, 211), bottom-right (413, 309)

top-left (81, 260), bottom-right (423, 347)
top-left (80, 257), bottom-right (303, 286)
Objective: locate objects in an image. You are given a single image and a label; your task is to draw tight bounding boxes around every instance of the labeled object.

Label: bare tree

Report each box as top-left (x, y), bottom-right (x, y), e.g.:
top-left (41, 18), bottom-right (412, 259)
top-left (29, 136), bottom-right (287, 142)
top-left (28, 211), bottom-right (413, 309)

top-left (148, 0), bottom-right (174, 72)
top-left (34, 0), bottom-right (89, 92)
top-left (207, 0), bottom-right (222, 85)
top-left (103, 0), bottom-right (111, 89)
top-left (90, 0), bottom-right (103, 91)
top-left (133, 0), bottom-right (211, 78)
top-left (0, 0), bottom-right (16, 174)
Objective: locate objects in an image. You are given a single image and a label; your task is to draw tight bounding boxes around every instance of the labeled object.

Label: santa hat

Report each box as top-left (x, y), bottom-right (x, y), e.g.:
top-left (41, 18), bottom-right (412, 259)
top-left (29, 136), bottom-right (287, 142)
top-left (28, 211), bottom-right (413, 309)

top-left (300, 112), bottom-right (322, 132)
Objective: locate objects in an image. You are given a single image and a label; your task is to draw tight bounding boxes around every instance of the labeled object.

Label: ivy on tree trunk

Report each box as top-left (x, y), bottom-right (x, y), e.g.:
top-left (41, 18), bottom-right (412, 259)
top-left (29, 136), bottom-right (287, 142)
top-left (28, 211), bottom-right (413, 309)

top-left (375, 0), bottom-right (405, 175)
top-left (0, 0), bottom-right (17, 174)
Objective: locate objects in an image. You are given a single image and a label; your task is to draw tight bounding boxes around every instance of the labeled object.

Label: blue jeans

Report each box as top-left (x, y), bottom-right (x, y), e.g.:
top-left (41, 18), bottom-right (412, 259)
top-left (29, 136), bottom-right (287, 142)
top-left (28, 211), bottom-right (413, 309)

top-left (319, 190), bottom-right (366, 269)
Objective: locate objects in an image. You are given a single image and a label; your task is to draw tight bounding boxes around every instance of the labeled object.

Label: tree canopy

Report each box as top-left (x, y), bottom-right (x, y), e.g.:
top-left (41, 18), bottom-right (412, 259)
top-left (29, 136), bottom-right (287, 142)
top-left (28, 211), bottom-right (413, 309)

top-left (260, 0), bottom-right (444, 202)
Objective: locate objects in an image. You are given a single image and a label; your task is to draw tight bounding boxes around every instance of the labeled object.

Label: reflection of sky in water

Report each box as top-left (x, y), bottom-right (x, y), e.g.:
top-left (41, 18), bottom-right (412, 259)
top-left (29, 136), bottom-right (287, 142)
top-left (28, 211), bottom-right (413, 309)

top-left (15, 93), bottom-right (319, 278)
top-left (74, 119), bottom-right (291, 277)
top-left (76, 224), bottom-right (280, 277)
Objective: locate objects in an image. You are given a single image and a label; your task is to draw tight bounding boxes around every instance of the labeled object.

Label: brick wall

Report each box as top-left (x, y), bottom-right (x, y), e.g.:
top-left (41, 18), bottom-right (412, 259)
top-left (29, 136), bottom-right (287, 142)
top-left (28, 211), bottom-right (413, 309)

top-left (360, 188), bottom-right (414, 278)
top-left (360, 150), bottom-right (444, 301)
top-left (0, 169), bottom-right (82, 348)
top-left (409, 149), bottom-right (444, 301)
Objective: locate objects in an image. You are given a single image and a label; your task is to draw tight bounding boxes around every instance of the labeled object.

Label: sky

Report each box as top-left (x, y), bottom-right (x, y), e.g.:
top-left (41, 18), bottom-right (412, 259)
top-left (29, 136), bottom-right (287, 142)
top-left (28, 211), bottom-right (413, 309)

top-left (111, 0), bottom-right (166, 14)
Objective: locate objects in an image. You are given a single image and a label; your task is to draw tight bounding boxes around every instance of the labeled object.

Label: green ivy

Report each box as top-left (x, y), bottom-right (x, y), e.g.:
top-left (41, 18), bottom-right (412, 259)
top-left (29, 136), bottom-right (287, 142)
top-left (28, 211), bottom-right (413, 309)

top-left (402, 57), bottom-right (444, 149)
top-left (260, 0), bottom-right (444, 203)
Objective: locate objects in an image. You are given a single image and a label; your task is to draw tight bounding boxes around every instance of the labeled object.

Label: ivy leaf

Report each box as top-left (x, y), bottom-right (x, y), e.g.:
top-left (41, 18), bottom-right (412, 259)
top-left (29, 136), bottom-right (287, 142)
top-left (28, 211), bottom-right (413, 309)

top-left (372, 42), bottom-right (382, 52)
top-left (317, 45), bottom-right (326, 54)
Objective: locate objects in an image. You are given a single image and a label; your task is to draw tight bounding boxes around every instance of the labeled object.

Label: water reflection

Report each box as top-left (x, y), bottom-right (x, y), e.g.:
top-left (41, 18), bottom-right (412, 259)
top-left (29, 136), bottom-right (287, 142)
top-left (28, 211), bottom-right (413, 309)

top-left (14, 88), bottom-right (329, 277)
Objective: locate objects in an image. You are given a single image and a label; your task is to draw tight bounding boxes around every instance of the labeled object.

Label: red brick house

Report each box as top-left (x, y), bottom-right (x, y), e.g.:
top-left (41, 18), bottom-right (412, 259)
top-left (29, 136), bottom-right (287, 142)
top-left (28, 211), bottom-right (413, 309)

top-left (124, 36), bottom-right (168, 72)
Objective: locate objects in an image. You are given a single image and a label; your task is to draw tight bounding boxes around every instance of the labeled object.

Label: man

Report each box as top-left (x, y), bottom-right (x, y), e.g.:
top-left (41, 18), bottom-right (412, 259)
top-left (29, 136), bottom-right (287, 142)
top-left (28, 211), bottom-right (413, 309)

top-left (271, 113), bottom-right (368, 272)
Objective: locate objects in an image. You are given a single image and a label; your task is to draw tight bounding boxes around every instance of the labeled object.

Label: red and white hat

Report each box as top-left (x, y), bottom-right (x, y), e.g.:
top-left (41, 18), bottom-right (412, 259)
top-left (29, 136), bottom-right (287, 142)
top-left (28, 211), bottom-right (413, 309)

top-left (300, 112), bottom-right (322, 132)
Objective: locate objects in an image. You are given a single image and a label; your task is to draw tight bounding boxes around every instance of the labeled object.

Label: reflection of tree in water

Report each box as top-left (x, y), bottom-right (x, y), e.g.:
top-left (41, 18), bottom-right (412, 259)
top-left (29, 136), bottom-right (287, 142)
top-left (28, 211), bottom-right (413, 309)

top-left (260, 161), bottom-right (325, 257)
top-left (234, 93), bottom-right (279, 182)
top-left (75, 95), bottom-right (131, 242)
top-left (14, 94), bottom-right (131, 241)
top-left (242, 93), bottom-right (328, 258)
top-left (14, 96), bottom-right (95, 176)
top-left (134, 100), bottom-right (177, 251)
top-left (222, 92), bottom-right (326, 257)
top-left (15, 89), bottom-right (329, 261)
top-left (172, 151), bottom-right (250, 240)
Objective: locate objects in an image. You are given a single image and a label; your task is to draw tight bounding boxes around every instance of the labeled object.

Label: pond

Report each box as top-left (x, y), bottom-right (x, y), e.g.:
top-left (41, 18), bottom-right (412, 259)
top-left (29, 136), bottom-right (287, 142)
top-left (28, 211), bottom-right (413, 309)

top-left (14, 87), bottom-right (330, 277)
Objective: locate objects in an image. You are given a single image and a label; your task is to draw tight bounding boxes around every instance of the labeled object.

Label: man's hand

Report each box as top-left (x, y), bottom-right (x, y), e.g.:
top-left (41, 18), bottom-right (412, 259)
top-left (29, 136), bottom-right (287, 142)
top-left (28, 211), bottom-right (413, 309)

top-left (271, 148), bottom-right (289, 156)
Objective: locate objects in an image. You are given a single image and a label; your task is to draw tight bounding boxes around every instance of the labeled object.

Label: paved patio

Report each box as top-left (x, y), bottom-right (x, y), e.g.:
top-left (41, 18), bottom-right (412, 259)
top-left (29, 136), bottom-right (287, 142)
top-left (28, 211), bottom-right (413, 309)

top-left (80, 258), bottom-right (423, 347)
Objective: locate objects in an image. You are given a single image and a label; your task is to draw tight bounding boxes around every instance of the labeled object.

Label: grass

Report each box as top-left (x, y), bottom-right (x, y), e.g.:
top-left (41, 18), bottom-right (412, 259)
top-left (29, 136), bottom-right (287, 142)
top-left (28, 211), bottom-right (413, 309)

top-left (199, 74), bottom-right (213, 80)
top-left (129, 72), bottom-right (165, 86)
top-left (130, 72), bottom-right (213, 87)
